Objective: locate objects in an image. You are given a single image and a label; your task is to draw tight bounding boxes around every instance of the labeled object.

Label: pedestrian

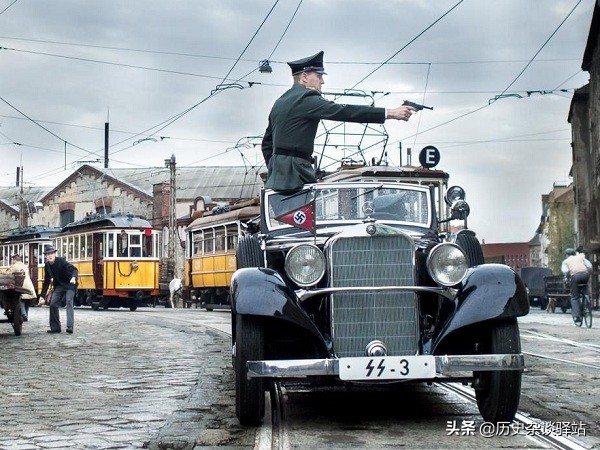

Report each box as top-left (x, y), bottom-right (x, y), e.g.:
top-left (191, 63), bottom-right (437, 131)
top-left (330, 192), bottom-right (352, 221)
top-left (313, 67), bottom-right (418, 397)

top-left (261, 50), bottom-right (417, 192)
top-left (561, 247), bottom-right (592, 324)
top-left (8, 254), bottom-right (36, 322)
top-left (39, 245), bottom-right (78, 334)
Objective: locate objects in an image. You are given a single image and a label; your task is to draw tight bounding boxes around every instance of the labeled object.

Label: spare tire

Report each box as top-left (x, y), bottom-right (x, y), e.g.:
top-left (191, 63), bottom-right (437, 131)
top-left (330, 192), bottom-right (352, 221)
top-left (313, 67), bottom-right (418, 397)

top-left (455, 229), bottom-right (484, 267)
top-left (236, 235), bottom-right (263, 268)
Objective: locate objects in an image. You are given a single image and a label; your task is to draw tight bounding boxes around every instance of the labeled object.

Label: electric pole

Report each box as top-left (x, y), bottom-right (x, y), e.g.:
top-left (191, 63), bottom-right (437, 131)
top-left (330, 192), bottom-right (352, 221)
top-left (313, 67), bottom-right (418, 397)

top-left (164, 154), bottom-right (177, 286)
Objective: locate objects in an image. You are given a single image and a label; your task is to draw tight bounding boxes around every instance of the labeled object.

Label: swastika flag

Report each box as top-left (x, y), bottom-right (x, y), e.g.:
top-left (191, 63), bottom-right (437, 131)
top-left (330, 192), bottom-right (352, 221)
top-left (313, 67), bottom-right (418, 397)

top-left (274, 200), bottom-right (316, 234)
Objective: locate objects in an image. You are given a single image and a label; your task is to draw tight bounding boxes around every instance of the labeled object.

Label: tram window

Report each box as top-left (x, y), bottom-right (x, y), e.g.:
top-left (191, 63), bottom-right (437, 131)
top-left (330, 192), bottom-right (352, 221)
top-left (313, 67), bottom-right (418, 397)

top-left (143, 235), bottom-right (153, 257)
top-left (74, 236), bottom-right (80, 260)
top-left (193, 233), bottom-right (202, 256)
top-left (86, 234), bottom-right (93, 258)
top-left (215, 233), bottom-right (225, 252)
top-left (129, 234), bottom-right (142, 257)
top-left (227, 235), bottom-right (238, 251)
top-left (117, 230), bottom-right (128, 256)
top-left (107, 233), bottom-right (114, 258)
top-left (204, 237), bottom-right (214, 254)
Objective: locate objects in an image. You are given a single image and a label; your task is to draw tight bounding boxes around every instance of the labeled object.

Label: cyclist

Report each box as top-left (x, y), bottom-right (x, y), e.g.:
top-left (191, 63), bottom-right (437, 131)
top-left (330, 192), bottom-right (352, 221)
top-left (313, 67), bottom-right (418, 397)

top-left (561, 247), bottom-right (592, 324)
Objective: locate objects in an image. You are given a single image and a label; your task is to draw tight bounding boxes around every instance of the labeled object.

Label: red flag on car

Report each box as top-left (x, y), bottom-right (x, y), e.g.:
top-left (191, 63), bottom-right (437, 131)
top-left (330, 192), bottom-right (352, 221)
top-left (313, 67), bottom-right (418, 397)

top-left (274, 200), bottom-right (316, 234)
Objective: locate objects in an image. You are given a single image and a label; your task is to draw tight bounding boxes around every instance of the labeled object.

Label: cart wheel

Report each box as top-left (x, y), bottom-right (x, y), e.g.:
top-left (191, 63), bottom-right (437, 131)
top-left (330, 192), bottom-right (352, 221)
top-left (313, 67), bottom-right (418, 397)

top-left (12, 306), bottom-right (22, 336)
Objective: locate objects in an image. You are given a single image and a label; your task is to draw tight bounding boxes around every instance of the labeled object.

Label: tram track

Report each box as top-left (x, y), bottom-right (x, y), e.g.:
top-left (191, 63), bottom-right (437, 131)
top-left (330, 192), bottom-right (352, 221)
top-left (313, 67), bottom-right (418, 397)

top-left (134, 309), bottom-right (596, 449)
top-left (440, 383), bottom-right (589, 450)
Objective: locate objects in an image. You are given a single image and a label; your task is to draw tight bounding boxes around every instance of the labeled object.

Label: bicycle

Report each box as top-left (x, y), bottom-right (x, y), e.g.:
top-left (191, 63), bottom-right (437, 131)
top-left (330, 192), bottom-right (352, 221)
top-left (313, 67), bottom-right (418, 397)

top-left (573, 282), bottom-right (593, 328)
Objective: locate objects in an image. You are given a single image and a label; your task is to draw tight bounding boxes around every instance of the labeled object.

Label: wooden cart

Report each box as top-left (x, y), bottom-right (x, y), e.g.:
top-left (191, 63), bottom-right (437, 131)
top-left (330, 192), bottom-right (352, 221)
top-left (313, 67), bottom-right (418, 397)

top-left (544, 275), bottom-right (571, 313)
top-left (0, 271), bottom-right (26, 336)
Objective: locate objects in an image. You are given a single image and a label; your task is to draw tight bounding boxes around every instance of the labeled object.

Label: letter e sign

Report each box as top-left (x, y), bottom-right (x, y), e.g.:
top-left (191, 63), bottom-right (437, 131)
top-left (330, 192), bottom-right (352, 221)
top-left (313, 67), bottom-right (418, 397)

top-left (419, 146), bottom-right (440, 168)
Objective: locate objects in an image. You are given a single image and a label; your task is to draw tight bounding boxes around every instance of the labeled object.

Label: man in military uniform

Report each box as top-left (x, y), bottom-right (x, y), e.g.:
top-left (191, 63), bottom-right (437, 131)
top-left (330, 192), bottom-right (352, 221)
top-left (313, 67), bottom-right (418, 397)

top-left (262, 50), bottom-right (416, 191)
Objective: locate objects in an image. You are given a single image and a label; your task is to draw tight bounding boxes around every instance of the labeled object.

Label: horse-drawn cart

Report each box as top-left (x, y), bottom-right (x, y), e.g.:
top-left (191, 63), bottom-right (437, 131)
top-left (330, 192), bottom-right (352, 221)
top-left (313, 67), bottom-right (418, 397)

top-left (0, 271), bottom-right (26, 336)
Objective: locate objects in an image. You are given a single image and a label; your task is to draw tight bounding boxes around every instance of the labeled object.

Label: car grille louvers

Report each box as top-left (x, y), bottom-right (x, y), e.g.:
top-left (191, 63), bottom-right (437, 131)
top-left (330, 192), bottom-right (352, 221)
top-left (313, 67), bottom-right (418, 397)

top-left (328, 232), bottom-right (419, 358)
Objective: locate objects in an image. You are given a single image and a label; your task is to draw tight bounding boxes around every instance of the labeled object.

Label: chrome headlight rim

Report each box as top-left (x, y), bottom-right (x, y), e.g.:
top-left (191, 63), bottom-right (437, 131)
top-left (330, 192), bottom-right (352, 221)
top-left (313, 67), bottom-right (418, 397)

top-left (426, 242), bottom-right (468, 287)
top-left (284, 243), bottom-right (326, 287)
top-left (445, 185), bottom-right (466, 206)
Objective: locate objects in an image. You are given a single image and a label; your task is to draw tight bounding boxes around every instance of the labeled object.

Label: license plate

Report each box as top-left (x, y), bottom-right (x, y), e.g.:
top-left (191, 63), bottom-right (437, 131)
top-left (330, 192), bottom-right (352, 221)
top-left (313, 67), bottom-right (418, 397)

top-left (339, 355), bottom-right (436, 381)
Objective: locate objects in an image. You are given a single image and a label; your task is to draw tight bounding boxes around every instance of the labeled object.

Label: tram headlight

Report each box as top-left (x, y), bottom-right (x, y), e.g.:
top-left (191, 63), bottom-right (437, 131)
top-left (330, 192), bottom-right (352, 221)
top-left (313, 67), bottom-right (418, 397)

top-left (426, 243), bottom-right (468, 286)
top-left (284, 244), bottom-right (325, 287)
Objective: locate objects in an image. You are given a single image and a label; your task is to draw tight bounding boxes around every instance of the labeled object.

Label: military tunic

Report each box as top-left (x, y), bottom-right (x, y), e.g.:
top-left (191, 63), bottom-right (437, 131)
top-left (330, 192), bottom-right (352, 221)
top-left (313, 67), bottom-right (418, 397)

top-left (262, 84), bottom-right (386, 191)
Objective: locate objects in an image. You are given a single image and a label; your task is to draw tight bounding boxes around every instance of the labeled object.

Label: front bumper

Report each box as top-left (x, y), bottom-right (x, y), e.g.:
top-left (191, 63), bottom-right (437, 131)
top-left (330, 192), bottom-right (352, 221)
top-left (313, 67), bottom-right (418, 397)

top-left (246, 354), bottom-right (524, 379)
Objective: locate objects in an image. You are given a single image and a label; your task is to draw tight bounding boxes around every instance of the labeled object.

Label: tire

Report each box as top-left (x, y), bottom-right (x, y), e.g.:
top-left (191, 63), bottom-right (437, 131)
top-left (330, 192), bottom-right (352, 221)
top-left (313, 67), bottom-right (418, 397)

top-left (583, 295), bottom-right (593, 328)
top-left (236, 236), bottom-right (263, 269)
top-left (455, 230), bottom-right (484, 267)
top-left (235, 314), bottom-right (265, 426)
top-left (12, 303), bottom-right (22, 337)
top-left (474, 318), bottom-right (522, 423)
top-left (91, 301), bottom-right (100, 311)
top-left (129, 306), bottom-right (137, 311)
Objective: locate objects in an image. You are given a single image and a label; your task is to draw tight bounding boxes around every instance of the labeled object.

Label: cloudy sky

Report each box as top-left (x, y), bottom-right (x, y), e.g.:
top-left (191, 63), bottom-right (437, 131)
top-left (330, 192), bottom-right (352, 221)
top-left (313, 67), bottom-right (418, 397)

top-left (0, 0), bottom-right (594, 243)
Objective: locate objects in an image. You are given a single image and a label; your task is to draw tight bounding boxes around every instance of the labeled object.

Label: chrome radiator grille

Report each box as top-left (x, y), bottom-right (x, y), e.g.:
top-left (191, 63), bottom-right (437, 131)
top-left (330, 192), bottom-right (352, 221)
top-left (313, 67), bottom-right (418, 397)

top-left (329, 233), bottom-right (418, 358)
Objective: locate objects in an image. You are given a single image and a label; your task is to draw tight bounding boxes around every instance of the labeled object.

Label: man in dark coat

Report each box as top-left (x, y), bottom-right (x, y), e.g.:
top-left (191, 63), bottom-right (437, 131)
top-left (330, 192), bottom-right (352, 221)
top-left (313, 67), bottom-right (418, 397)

top-left (39, 245), bottom-right (78, 334)
top-left (262, 50), bottom-right (416, 191)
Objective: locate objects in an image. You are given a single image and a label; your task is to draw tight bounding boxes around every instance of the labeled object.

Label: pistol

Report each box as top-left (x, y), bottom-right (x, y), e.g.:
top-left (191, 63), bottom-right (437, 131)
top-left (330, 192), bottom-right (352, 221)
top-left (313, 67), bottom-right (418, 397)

top-left (403, 100), bottom-right (433, 111)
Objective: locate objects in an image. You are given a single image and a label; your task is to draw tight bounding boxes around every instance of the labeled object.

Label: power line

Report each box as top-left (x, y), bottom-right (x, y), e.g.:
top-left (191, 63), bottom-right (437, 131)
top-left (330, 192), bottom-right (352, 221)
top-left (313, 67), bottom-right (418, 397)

top-left (349, 0), bottom-right (465, 90)
top-left (0, 0), bottom-right (19, 15)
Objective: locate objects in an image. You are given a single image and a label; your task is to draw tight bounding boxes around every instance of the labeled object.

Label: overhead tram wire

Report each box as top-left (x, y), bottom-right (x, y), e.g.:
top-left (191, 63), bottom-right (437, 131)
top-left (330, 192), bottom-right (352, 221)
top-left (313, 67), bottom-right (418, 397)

top-left (327, 0), bottom-right (588, 168)
top-left (107, 0), bottom-right (282, 158)
top-left (0, 0), bottom-right (19, 15)
top-left (0, 94), bottom-right (90, 154)
top-left (318, 1), bottom-right (466, 171)
top-left (348, 0), bottom-right (465, 91)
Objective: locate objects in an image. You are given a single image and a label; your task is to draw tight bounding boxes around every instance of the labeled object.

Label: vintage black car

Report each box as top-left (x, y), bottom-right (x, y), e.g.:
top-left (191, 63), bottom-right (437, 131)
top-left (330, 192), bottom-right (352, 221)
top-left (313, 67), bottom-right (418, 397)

top-left (230, 165), bottom-right (529, 426)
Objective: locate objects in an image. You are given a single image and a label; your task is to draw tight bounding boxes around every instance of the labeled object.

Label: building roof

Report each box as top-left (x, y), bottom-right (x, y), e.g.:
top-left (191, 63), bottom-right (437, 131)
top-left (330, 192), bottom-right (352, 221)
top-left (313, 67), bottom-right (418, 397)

top-left (84, 165), bottom-right (263, 201)
top-left (0, 186), bottom-right (53, 210)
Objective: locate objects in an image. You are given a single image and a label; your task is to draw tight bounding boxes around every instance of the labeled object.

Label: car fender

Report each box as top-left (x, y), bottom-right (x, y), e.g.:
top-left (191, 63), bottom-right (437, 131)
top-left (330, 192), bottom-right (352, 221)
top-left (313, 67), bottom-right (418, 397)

top-left (434, 264), bottom-right (529, 348)
top-left (231, 267), bottom-right (326, 345)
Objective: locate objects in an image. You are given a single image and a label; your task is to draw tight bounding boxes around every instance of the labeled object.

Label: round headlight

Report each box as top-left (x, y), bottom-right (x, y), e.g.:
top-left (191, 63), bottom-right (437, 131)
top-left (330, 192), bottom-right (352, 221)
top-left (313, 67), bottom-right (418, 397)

top-left (445, 185), bottom-right (466, 206)
top-left (426, 243), bottom-right (468, 286)
top-left (285, 244), bottom-right (326, 287)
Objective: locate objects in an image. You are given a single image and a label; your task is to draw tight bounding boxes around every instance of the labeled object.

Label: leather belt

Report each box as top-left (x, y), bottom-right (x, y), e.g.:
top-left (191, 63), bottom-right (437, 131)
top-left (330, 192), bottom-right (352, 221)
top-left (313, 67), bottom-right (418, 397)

top-left (273, 148), bottom-right (314, 163)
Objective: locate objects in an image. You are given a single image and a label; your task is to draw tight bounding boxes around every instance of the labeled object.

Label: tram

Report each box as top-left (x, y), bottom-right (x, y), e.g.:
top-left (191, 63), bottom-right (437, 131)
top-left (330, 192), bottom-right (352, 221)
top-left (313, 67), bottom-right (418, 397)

top-left (184, 199), bottom-right (260, 310)
top-left (0, 225), bottom-right (61, 295)
top-left (52, 213), bottom-right (162, 311)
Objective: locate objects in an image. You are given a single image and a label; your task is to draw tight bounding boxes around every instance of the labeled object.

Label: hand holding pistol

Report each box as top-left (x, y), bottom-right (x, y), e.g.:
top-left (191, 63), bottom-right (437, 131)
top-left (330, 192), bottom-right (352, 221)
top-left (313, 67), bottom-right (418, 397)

top-left (402, 100), bottom-right (433, 111)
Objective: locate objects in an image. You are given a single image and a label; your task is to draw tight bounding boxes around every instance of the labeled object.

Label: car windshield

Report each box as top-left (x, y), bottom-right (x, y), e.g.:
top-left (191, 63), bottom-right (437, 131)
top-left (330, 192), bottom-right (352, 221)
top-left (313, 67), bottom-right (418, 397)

top-left (265, 184), bottom-right (431, 230)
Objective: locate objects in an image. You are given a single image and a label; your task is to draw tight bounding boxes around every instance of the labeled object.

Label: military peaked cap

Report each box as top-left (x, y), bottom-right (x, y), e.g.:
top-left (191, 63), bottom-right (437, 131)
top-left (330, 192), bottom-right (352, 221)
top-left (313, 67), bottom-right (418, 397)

top-left (288, 51), bottom-right (326, 75)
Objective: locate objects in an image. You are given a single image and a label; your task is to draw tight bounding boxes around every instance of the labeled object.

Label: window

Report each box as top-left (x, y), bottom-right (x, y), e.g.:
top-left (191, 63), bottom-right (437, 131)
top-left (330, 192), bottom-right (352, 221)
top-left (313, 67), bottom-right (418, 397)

top-left (60, 210), bottom-right (75, 228)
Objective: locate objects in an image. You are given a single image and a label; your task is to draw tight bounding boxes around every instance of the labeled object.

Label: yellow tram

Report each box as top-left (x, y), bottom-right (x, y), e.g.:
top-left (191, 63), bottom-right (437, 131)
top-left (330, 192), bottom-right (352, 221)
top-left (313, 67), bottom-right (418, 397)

top-left (0, 225), bottom-right (61, 296)
top-left (185, 199), bottom-right (260, 310)
top-left (53, 213), bottom-right (162, 311)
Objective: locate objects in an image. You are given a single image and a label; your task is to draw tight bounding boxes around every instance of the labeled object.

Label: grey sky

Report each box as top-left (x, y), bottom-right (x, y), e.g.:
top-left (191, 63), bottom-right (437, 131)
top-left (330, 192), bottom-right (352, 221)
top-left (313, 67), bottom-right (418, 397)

top-left (0, 0), bottom-right (594, 242)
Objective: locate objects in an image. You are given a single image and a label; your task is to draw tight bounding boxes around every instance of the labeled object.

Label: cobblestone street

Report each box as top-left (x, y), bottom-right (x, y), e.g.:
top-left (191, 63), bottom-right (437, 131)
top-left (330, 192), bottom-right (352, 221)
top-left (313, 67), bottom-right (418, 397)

top-left (0, 306), bottom-right (253, 450)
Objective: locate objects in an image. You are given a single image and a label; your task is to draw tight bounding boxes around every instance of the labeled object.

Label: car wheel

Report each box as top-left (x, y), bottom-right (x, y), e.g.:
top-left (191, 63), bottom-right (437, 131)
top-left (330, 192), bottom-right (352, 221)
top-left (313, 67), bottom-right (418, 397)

top-left (236, 235), bottom-right (263, 268)
top-left (234, 314), bottom-right (265, 426)
top-left (474, 318), bottom-right (521, 423)
top-left (455, 230), bottom-right (484, 267)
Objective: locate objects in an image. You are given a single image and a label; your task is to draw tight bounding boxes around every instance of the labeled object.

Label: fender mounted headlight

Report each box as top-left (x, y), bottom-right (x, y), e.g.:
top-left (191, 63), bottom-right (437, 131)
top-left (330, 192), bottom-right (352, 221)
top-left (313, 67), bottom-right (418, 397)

top-left (426, 243), bottom-right (468, 286)
top-left (285, 244), bottom-right (326, 287)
